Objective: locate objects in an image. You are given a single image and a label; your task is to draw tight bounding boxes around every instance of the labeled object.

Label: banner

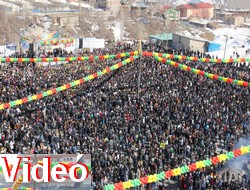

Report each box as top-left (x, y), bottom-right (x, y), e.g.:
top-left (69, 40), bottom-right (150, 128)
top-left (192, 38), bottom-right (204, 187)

top-left (40, 39), bottom-right (74, 45)
top-left (41, 32), bottom-right (59, 42)
top-left (79, 38), bottom-right (105, 49)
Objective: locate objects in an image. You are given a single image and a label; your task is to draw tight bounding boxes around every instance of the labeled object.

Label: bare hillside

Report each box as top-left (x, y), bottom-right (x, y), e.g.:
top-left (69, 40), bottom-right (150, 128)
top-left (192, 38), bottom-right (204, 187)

top-left (226, 0), bottom-right (250, 9)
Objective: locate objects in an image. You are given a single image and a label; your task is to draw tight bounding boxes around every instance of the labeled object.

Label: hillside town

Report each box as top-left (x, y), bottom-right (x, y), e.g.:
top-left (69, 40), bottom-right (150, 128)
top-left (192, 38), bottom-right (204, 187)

top-left (0, 0), bottom-right (249, 58)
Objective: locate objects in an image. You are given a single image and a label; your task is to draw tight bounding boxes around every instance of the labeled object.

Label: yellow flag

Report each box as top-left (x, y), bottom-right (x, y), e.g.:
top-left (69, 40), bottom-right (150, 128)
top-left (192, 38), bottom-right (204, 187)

top-left (138, 39), bottom-right (142, 55)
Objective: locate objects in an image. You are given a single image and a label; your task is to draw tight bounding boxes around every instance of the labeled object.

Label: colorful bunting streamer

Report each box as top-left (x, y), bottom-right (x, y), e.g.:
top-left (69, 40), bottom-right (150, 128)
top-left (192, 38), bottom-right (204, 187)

top-left (142, 52), bottom-right (250, 64)
top-left (104, 146), bottom-right (250, 190)
top-left (12, 174), bottom-right (23, 190)
top-left (154, 56), bottom-right (250, 88)
top-left (0, 51), bottom-right (137, 63)
top-left (41, 38), bottom-right (75, 45)
top-left (0, 55), bottom-right (138, 110)
top-left (0, 188), bottom-right (33, 190)
top-left (0, 52), bottom-right (248, 63)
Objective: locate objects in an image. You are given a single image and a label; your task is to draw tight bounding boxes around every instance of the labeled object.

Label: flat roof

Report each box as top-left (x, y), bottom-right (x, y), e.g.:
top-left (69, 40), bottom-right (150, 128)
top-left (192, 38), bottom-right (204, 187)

top-left (149, 33), bottom-right (173, 41)
top-left (174, 33), bottom-right (208, 42)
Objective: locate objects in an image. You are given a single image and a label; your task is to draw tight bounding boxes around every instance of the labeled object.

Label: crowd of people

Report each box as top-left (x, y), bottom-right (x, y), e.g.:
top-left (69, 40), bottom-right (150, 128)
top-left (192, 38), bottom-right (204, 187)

top-left (0, 43), bottom-right (249, 190)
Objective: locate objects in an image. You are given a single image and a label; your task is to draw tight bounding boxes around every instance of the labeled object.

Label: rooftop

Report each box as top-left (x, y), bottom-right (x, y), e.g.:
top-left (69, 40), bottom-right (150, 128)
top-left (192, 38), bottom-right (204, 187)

top-left (177, 3), bottom-right (213, 9)
top-left (149, 33), bottom-right (173, 41)
top-left (131, 1), bottom-right (148, 8)
top-left (177, 4), bottom-right (195, 9)
top-left (174, 32), bottom-right (208, 42)
top-left (190, 20), bottom-right (208, 25)
top-left (160, 5), bottom-right (171, 12)
top-left (193, 3), bottom-right (213, 9)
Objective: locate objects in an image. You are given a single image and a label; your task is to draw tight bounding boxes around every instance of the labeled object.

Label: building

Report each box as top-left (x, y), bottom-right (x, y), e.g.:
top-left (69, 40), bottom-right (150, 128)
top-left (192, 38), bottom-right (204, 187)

top-left (149, 33), bottom-right (173, 47)
top-left (172, 33), bottom-right (208, 52)
top-left (207, 22), bottom-right (227, 30)
top-left (189, 19), bottom-right (210, 28)
top-left (160, 5), bottom-right (180, 21)
top-left (177, 3), bottom-right (214, 19)
top-left (227, 16), bottom-right (245, 27)
top-left (217, 13), bottom-right (245, 27)
top-left (216, 12), bottom-right (234, 20)
top-left (245, 16), bottom-right (250, 23)
top-left (177, 4), bottom-right (194, 19)
top-left (131, 1), bottom-right (148, 17)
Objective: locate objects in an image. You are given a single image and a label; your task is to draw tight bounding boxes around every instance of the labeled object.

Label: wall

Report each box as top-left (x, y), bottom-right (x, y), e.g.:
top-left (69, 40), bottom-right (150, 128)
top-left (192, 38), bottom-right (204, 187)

top-left (165, 8), bottom-right (180, 21)
top-left (234, 16), bottom-right (245, 26)
top-left (172, 34), bottom-right (190, 50)
top-left (186, 9), bottom-right (193, 18)
top-left (179, 8), bottom-right (187, 17)
top-left (189, 39), bottom-right (206, 52)
top-left (227, 16), bottom-right (245, 26)
top-left (208, 7), bottom-right (214, 19)
top-left (149, 38), bottom-right (172, 47)
top-left (191, 7), bottom-right (214, 19)
top-left (173, 34), bottom-right (206, 52)
top-left (179, 8), bottom-right (194, 18)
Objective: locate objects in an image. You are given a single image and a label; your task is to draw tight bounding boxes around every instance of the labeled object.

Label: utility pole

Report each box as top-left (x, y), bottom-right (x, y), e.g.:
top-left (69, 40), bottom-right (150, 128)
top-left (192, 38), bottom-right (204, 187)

top-left (136, 30), bottom-right (143, 190)
top-left (137, 38), bottom-right (142, 99)
top-left (223, 35), bottom-right (228, 59)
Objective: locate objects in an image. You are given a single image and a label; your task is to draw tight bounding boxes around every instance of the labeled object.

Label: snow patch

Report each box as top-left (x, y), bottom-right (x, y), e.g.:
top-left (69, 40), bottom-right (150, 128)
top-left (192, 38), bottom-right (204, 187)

top-left (91, 23), bottom-right (99, 32)
top-left (208, 27), bottom-right (250, 58)
top-left (111, 21), bottom-right (122, 41)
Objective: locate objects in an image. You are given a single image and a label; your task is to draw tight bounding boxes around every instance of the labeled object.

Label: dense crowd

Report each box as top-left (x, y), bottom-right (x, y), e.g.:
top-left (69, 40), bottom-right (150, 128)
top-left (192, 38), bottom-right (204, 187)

top-left (0, 43), bottom-right (250, 190)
